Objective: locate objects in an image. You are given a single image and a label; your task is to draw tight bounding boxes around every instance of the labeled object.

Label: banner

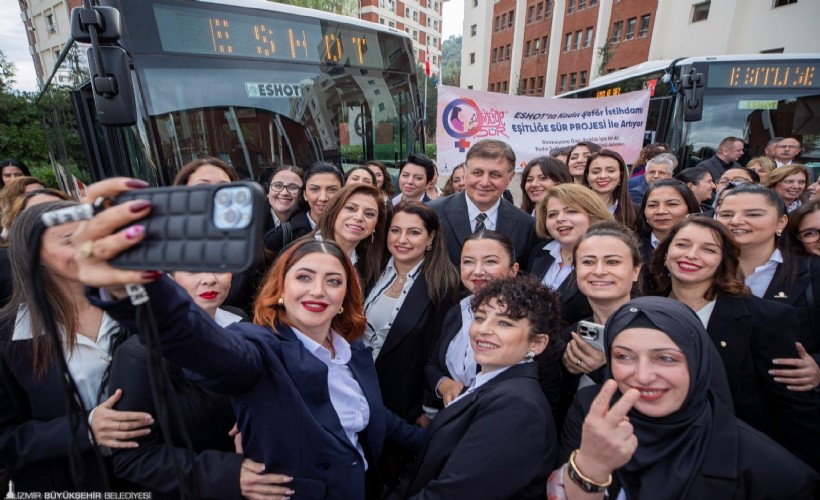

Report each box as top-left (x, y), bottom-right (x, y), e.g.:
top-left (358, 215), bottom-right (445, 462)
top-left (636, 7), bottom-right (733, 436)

top-left (436, 85), bottom-right (650, 174)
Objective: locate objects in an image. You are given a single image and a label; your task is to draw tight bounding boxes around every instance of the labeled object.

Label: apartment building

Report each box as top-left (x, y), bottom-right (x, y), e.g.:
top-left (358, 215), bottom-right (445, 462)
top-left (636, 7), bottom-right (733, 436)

top-left (359, 0), bottom-right (447, 75)
top-left (462, 0), bottom-right (817, 97)
top-left (18, 0), bottom-right (83, 88)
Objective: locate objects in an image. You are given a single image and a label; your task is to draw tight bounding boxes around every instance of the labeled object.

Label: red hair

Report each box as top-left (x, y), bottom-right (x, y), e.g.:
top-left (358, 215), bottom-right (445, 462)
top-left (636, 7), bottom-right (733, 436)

top-left (253, 239), bottom-right (366, 341)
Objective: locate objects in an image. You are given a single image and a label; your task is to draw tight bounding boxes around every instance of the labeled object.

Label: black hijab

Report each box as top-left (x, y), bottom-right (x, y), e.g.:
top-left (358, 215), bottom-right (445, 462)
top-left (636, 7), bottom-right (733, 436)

top-left (602, 296), bottom-right (716, 500)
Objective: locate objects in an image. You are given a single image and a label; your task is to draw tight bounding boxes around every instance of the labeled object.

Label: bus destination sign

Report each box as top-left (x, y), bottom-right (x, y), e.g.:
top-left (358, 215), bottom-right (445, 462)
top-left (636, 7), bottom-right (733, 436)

top-left (154, 4), bottom-right (383, 68)
top-left (709, 63), bottom-right (817, 89)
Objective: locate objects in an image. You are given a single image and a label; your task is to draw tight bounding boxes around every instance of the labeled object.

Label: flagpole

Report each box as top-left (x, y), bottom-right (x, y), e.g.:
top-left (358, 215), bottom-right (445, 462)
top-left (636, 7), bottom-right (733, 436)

top-left (423, 68), bottom-right (428, 141)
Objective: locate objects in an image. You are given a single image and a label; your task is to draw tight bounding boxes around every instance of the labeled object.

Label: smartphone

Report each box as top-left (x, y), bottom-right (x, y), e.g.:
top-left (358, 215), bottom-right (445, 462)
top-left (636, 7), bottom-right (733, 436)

top-left (577, 320), bottom-right (605, 352)
top-left (110, 182), bottom-right (266, 273)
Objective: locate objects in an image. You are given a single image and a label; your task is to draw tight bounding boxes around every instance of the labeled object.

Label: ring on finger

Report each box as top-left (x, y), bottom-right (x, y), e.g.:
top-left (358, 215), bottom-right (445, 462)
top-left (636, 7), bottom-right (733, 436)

top-left (576, 359), bottom-right (582, 366)
top-left (77, 241), bottom-right (95, 260)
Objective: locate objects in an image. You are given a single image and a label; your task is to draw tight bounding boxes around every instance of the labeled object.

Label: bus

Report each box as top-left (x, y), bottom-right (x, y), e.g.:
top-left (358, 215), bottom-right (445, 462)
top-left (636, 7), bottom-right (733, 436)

top-left (558, 54), bottom-right (820, 171)
top-left (38, 0), bottom-right (425, 190)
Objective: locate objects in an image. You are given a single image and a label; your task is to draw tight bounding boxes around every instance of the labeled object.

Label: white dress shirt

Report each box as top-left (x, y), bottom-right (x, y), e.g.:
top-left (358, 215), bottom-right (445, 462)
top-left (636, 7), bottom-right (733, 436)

top-left (465, 195), bottom-right (500, 231)
top-left (694, 300), bottom-right (717, 328)
top-left (307, 213), bottom-right (317, 230)
top-left (650, 232), bottom-right (660, 249)
top-left (270, 210), bottom-right (282, 229)
top-left (291, 327), bottom-right (370, 467)
top-left (363, 257), bottom-right (423, 359)
top-left (443, 296), bottom-right (477, 388)
top-left (13, 305), bottom-right (116, 409)
top-left (745, 248), bottom-right (783, 298)
top-left (214, 308), bottom-right (243, 327)
top-left (541, 240), bottom-right (573, 289)
top-left (449, 365), bottom-right (514, 406)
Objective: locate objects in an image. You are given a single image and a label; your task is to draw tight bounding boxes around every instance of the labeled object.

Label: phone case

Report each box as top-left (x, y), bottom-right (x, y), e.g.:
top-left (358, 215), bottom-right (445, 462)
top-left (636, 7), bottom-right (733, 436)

top-left (110, 182), bottom-right (266, 273)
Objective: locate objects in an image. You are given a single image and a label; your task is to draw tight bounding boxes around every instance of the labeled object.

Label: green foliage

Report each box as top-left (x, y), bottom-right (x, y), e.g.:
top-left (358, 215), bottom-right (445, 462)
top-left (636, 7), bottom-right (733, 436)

top-left (597, 39), bottom-right (617, 78)
top-left (440, 36), bottom-right (461, 87)
top-left (267, 0), bottom-right (357, 15)
top-left (425, 143), bottom-right (436, 158)
top-left (29, 165), bottom-right (59, 189)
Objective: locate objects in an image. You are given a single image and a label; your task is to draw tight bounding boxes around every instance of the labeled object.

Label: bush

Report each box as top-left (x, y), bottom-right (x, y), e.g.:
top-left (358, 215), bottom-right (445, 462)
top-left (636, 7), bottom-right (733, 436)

top-left (29, 165), bottom-right (59, 189)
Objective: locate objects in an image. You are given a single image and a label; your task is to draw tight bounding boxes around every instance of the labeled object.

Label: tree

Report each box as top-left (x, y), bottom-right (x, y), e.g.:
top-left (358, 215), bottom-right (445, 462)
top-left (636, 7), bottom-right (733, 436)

top-left (0, 50), bottom-right (49, 168)
top-left (0, 49), bottom-right (16, 94)
top-left (268, 0), bottom-right (357, 15)
top-left (440, 35), bottom-right (461, 87)
top-left (596, 38), bottom-right (617, 78)
top-left (416, 65), bottom-right (438, 142)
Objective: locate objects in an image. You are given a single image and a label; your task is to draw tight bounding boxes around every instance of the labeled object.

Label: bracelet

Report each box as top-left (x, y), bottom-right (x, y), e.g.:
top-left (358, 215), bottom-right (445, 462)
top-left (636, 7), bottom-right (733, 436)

top-left (568, 449), bottom-right (612, 493)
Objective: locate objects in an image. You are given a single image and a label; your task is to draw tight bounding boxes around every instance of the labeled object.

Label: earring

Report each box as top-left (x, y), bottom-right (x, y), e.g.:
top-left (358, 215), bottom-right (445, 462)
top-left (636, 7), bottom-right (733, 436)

top-left (776, 230), bottom-right (782, 237)
top-left (525, 350), bottom-right (535, 362)
top-left (371, 233), bottom-right (375, 243)
top-left (338, 306), bottom-right (344, 315)
top-left (277, 297), bottom-right (284, 306)
top-left (426, 242), bottom-right (432, 251)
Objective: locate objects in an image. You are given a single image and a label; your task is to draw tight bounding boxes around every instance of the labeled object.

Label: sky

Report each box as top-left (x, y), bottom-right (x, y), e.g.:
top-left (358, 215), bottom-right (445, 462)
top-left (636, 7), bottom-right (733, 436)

top-left (0, 0), bottom-right (465, 93)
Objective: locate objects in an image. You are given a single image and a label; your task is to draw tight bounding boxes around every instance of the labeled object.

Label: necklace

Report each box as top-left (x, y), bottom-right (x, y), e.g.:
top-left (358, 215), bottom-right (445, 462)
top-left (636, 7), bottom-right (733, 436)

top-left (385, 273), bottom-right (407, 298)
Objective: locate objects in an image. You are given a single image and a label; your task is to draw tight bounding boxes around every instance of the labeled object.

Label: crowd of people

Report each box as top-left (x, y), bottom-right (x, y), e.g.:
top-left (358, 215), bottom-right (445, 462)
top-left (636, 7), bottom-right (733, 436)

top-left (0, 135), bottom-right (818, 499)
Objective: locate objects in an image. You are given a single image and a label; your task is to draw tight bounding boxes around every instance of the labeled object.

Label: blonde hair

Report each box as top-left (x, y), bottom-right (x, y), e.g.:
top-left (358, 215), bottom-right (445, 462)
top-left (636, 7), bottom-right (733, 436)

top-left (535, 184), bottom-right (614, 239)
top-left (763, 163), bottom-right (811, 203)
top-left (747, 156), bottom-right (775, 176)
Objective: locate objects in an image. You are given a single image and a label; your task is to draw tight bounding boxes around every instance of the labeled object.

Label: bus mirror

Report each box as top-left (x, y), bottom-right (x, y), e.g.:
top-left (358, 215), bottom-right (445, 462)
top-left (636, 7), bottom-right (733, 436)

top-left (71, 7), bottom-right (122, 43)
top-left (87, 46), bottom-right (136, 126)
top-left (682, 70), bottom-right (704, 122)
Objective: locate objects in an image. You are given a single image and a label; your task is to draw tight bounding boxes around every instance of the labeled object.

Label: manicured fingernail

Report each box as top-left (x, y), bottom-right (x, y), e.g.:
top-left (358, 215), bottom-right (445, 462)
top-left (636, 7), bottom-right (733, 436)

top-left (126, 179), bottom-right (150, 188)
top-left (287, 490), bottom-right (295, 495)
top-left (773, 377), bottom-right (782, 382)
top-left (284, 476), bottom-right (293, 482)
top-left (141, 271), bottom-right (162, 280)
top-left (129, 200), bottom-right (151, 213)
top-left (125, 225), bottom-right (144, 240)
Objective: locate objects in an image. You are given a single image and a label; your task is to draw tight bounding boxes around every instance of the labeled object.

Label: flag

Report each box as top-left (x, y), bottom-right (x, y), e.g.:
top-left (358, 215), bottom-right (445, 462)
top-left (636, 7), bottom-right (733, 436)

top-left (424, 48), bottom-right (431, 78)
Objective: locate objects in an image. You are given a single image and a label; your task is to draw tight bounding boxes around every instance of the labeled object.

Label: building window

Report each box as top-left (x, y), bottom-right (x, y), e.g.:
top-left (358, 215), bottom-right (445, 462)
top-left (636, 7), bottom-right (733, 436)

top-left (536, 2), bottom-right (543, 20)
top-left (471, 24), bottom-right (477, 36)
top-left (692, 1), bottom-right (710, 22)
top-left (589, 0), bottom-right (597, 5)
top-left (533, 37), bottom-right (540, 54)
top-left (492, 47), bottom-right (498, 63)
top-left (503, 81), bottom-right (508, 92)
top-left (579, 0), bottom-right (586, 9)
top-left (569, 73), bottom-right (577, 91)
top-left (525, 41), bottom-right (532, 57)
top-left (580, 71), bottom-right (587, 87)
top-left (542, 36), bottom-right (548, 54)
top-left (639, 15), bottom-right (650, 37)
top-left (564, 33), bottom-right (572, 52)
top-left (773, 0), bottom-right (797, 6)
top-left (528, 5), bottom-right (535, 23)
top-left (625, 17), bottom-right (636, 39)
top-left (501, 13), bottom-right (507, 29)
top-left (546, 0), bottom-right (553, 17)
top-left (495, 16), bottom-right (500, 32)
top-left (506, 44), bottom-right (511, 60)
top-left (521, 79), bottom-right (528, 93)
top-left (584, 27), bottom-right (593, 47)
top-left (612, 21), bottom-right (623, 42)
top-left (529, 77), bottom-right (536, 94)
top-left (537, 76), bottom-right (544, 94)
top-left (574, 30), bottom-right (582, 50)
top-left (46, 14), bottom-right (56, 33)
top-left (468, 85), bottom-right (474, 90)
top-left (489, 83), bottom-right (495, 92)
top-left (508, 10), bottom-right (514, 27)
top-left (473, 0), bottom-right (478, 7)
top-left (559, 74), bottom-right (567, 93)
top-left (470, 52), bottom-right (476, 64)
top-left (568, 0), bottom-right (576, 13)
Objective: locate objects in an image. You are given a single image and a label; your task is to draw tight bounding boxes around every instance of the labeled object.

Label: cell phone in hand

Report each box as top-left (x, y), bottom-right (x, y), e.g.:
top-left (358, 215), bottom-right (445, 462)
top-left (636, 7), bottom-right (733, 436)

top-left (110, 182), bottom-right (266, 273)
top-left (577, 320), bottom-right (605, 352)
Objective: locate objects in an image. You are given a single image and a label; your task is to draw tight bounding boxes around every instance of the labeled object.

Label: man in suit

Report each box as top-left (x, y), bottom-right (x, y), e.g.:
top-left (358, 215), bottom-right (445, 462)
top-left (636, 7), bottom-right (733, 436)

top-left (695, 136), bottom-right (745, 183)
top-left (773, 136), bottom-right (802, 168)
top-left (628, 153), bottom-right (677, 204)
top-left (430, 139), bottom-right (536, 267)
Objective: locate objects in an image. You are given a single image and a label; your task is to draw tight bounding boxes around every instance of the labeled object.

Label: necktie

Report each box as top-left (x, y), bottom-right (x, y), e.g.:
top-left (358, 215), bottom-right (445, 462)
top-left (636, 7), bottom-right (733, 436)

top-left (474, 212), bottom-right (487, 233)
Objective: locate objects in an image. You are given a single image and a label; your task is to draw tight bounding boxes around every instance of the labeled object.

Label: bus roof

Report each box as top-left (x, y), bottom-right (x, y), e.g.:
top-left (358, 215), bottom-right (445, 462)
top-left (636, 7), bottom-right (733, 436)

top-left (198, 0), bottom-right (412, 39)
top-left (558, 52), bottom-right (820, 97)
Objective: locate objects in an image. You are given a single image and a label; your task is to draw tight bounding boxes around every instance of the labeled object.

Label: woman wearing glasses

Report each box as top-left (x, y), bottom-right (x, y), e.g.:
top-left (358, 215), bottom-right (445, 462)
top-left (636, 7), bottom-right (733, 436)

top-left (763, 163), bottom-right (811, 213)
top-left (265, 165), bottom-right (305, 234)
top-left (790, 199), bottom-right (820, 256)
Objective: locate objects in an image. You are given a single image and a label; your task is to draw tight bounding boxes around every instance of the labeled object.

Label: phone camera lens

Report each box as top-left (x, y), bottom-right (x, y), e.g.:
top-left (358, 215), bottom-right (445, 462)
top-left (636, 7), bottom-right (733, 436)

top-left (223, 209), bottom-right (238, 224)
top-left (216, 192), bottom-right (232, 206)
top-left (234, 190), bottom-right (249, 205)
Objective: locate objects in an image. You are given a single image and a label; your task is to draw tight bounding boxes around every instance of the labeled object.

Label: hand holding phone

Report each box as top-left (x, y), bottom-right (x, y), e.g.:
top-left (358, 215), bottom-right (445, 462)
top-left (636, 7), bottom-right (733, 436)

top-left (577, 320), bottom-right (605, 352)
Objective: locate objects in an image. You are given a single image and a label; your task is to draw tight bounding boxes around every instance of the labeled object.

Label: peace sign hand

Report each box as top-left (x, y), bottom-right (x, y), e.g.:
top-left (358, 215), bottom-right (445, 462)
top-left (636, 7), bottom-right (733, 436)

top-left (573, 380), bottom-right (641, 484)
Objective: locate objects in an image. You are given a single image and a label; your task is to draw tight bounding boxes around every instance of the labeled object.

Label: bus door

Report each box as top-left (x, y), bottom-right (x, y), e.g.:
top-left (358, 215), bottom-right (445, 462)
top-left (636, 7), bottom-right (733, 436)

top-left (645, 96), bottom-right (674, 146)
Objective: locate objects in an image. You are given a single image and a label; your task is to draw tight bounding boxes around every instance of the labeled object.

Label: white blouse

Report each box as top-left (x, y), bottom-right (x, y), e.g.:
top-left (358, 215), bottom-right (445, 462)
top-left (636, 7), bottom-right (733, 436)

top-left (363, 257), bottom-right (423, 359)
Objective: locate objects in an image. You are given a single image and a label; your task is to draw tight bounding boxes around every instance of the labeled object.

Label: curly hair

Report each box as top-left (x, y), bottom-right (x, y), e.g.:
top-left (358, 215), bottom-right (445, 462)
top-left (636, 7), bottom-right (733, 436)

top-left (254, 239), bottom-right (366, 341)
top-left (470, 275), bottom-right (563, 340)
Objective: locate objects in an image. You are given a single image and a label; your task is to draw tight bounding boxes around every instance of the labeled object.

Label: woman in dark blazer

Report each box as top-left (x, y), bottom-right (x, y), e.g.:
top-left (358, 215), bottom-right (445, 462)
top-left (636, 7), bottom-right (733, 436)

top-left (0, 202), bottom-right (153, 492)
top-left (75, 186), bottom-right (424, 500)
top-left (391, 276), bottom-right (561, 499)
top-left (527, 184), bottom-right (613, 326)
top-left (716, 184), bottom-right (820, 392)
top-left (364, 202), bottom-right (460, 424)
top-left (651, 216), bottom-right (820, 471)
top-left (552, 297), bottom-right (819, 499)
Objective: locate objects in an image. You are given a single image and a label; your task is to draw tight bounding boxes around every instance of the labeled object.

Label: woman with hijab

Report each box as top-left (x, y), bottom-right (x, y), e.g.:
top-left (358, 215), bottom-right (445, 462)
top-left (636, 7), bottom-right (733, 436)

top-left (549, 297), bottom-right (819, 499)
top-left (392, 275), bottom-right (560, 499)
top-left (652, 216), bottom-right (820, 470)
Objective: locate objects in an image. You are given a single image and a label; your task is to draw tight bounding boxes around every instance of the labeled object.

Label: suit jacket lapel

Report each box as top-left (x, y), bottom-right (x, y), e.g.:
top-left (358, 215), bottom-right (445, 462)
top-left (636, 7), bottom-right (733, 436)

top-left (530, 247), bottom-right (554, 281)
top-left (347, 342), bottom-right (384, 455)
top-left (496, 199), bottom-right (521, 235)
top-left (763, 261), bottom-right (807, 305)
top-left (379, 276), bottom-right (430, 358)
top-left (276, 328), bottom-right (352, 450)
top-left (557, 274), bottom-right (579, 303)
top-left (446, 192), bottom-right (473, 248)
top-left (3, 340), bottom-right (66, 417)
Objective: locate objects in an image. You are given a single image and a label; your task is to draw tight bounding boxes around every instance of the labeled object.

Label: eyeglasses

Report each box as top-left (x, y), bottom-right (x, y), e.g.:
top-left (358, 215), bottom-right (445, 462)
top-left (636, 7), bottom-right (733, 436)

top-left (270, 182), bottom-right (302, 194)
top-left (776, 145), bottom-right (801, 150)
top-left (797, 228), bottom-right (820, 244)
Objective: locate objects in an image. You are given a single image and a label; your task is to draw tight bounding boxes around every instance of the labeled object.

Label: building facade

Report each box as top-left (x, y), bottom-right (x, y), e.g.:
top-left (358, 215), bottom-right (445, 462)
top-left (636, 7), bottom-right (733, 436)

top-left (18, 0), bottom-right (83, 88)
top-left (463, 0), bottom-right (816, 97)
top-left (359, 0), bottom-right (446, 75)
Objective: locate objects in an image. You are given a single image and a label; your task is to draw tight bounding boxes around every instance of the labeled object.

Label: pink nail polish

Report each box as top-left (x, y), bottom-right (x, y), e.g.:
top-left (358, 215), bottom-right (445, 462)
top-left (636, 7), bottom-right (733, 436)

top-left (125, 179), bottom-right (150, 188)
top-left (124, 225), bottom-right (144, 240)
